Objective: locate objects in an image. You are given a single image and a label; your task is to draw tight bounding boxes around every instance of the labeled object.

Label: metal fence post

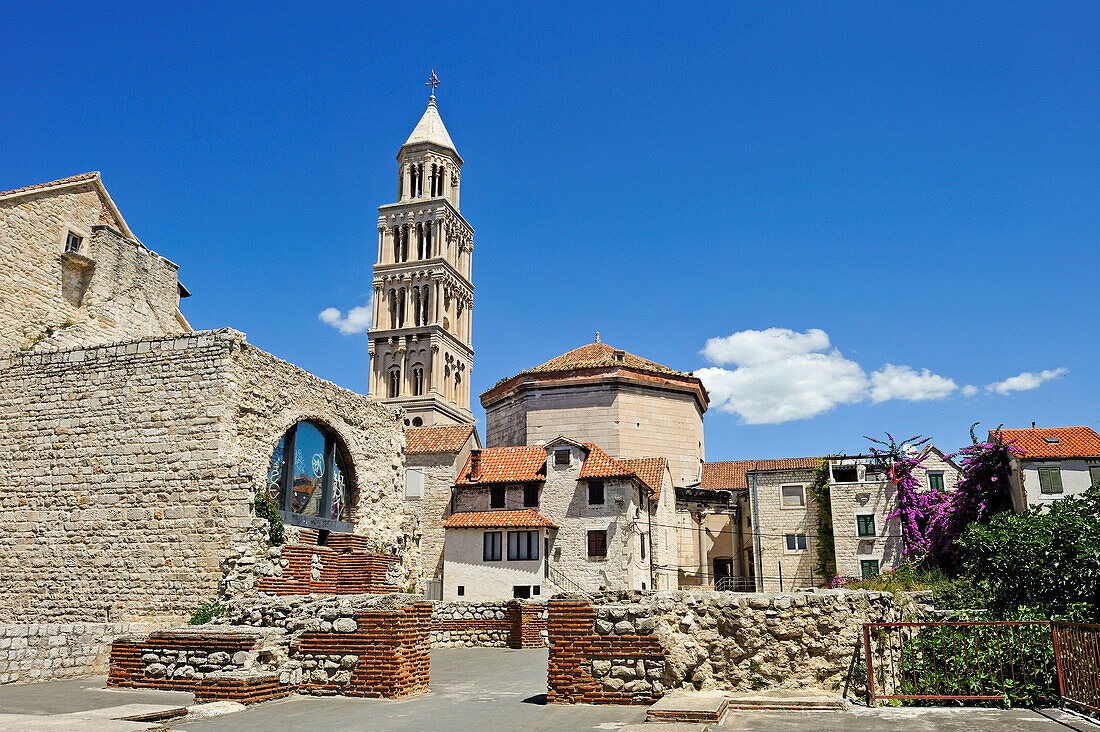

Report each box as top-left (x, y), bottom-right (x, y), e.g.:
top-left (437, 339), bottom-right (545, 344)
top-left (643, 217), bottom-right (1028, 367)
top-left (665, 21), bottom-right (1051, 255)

top-left (1051, 622), bottom-right (1065, 709)
top-left (864, 624), bottom-right (875, 707)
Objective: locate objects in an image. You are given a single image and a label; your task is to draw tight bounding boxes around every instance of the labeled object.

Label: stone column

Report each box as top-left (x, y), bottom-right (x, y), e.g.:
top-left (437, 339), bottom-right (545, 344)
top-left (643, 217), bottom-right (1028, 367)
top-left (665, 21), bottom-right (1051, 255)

top-left (373, 285), bottom-right (382, 328)
top-left (402, 285), bottom-right (411, 328)
top-left (376, 227), bottom-right (383, 263)
top-left (696, 511), bottom-right (709, 587)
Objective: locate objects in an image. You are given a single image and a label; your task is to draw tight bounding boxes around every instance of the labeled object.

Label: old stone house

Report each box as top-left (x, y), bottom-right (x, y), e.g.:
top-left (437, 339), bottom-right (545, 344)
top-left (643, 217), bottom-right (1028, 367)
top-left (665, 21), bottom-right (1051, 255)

top-left (994, 426), bottom-right (1100, 510)
top-left (402, 423), bottom-right (480, 599)
top-left (440, 437), bottom-right (676, 601)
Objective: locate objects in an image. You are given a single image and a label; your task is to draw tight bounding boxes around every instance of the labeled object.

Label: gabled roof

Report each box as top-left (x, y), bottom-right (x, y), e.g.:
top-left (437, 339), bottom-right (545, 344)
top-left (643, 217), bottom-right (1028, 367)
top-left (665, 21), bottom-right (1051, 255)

top-left (525, 341), bottom-right (685, 377)
top-left (578, 443), bottom-right (636, 481)
top-left (443, 509), bottom-right (557, 529)
top-left (403, 97), bottom-right (458, 156)
top-left (0, 171), bottom-right (135, 240)
top-left (993, 426), bottom-right (1100, 460)
top-left (620, 457), bottom-right (667, 500)
top-left (700, 457), bottom-right (820, 493)
top-left (405, 424), bottom-right (477, 455)
top-left (456, 445), bottom-right (547, 485)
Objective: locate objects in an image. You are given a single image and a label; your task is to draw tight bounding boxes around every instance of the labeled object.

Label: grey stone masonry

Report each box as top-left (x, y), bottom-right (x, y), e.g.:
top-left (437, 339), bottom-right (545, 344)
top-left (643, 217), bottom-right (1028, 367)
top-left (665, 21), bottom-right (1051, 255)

top-left (0, 622), bottom-right (131, 684)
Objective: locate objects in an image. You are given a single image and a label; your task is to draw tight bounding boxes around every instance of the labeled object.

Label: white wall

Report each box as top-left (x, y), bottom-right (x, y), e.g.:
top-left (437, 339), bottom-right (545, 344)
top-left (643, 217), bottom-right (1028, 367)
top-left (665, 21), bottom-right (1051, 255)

top-left (1019, 459), bottom-right (1100, 507)
top-left (442, 528), bottom-right (547, 601)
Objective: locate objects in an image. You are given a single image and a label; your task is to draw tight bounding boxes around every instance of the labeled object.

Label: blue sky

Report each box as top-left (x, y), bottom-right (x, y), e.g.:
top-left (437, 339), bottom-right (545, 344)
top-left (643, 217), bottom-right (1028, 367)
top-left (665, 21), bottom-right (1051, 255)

top-left (4, 2), bottom-right (1097, 460)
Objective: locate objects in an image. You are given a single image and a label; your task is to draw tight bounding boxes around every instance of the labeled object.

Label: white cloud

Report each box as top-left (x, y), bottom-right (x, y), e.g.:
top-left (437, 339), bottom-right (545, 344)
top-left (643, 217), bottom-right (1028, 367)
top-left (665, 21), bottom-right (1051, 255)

top-left (319, 299), bottom-right (372, 335)
top-left (697, 329), bottom-right (870, 424)
top-left (869, 364), bottom-right (958, 403)
top-left (697, 328), bottom-right (967, 424)
top-left (986, 368), bottom-right (1067, 396)
top-left (702, 327), bottom-right (831, 367)
top-left (961, 384), bottom-right (979, 397)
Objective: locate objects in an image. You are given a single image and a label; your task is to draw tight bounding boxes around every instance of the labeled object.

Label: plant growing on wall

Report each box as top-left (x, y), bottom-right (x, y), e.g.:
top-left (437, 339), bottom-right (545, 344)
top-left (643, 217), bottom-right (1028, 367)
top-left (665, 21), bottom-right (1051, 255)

top-left (254, 485), bottom-right (285, 546)
top-left (806, 458), bottom-right (836, 580)
top-left (188, 599), bottom-right (227, 625)
top-left (865, 433), bottom-right (932, 557)
top-left (925, 424), bottom-right (1019, 575)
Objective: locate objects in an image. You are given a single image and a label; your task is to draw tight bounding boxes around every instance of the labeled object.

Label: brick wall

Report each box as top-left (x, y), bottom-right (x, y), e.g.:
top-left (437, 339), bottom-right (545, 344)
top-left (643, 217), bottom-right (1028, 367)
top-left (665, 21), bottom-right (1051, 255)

top-left (546, 599), bottom-right (664, 706)
top-left (252, 542), bottom-right (400, 596)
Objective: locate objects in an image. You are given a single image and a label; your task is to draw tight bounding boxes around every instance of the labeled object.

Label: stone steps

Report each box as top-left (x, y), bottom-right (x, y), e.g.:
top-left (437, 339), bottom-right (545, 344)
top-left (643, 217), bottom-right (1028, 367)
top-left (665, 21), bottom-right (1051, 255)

top-left (722, 689), bottom-right (846, 711)
top-left (646, 693), bottom-right (729, 724)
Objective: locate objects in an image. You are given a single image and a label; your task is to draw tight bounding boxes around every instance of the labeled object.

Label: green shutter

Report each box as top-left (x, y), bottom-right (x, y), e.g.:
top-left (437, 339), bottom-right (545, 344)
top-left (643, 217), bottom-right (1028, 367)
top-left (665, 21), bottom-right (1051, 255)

top-left (1090, 466), bottom-right (1100, 488)
top-left (929, 473), bottom-right (944, 492)
top-left (1039, 467), bottom-right (1063, 494)
top-left (1050, 468), bottom-right (1063, 493)
top-left (857, 514), bottom-right (876, 537)
top-left (860, 560), bottom-right (879, 579)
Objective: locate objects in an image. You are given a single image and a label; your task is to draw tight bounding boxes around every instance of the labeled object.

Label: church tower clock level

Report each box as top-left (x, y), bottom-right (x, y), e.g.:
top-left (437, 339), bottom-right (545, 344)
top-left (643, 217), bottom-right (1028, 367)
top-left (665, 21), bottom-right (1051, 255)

top-left (367, 92), bottom-right (474, 427)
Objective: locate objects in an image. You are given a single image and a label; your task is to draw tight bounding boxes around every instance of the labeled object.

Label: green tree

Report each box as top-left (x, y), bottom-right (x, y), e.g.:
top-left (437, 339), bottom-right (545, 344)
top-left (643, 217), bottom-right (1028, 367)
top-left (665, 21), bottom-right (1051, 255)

top-left (959, 487), bottom-right (1100, 619)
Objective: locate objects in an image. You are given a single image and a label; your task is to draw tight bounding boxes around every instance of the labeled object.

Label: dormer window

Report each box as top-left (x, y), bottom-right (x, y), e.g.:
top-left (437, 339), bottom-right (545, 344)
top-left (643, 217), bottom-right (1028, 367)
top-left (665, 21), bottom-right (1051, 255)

top-left (554, 448), bottom-right (570, 466)
top-left (1043, 437), bottom-right (1059, 444)
top-left (64, 231), bottom-right (83, 254)
top-left (612, 350), bottom-right (625, 362)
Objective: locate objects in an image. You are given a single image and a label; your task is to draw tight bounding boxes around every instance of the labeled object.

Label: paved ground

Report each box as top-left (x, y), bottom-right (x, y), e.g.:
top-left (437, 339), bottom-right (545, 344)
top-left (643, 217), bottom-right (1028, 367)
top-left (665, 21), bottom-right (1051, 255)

top-left (0, 648), bottom-right (1097, 731)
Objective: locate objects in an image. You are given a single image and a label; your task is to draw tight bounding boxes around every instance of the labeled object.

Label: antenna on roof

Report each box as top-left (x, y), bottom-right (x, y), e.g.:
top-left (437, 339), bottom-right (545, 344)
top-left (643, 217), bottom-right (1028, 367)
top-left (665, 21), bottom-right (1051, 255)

top-left (595, 332), bottom-right (600, 343)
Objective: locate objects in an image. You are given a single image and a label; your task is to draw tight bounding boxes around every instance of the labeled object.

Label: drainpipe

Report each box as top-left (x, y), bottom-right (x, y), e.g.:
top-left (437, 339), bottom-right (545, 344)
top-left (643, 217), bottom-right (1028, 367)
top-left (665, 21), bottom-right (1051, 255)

top-left (751, 472), bottom-right (764, 592)
top-left (646, 490), bottom-right (655, 590)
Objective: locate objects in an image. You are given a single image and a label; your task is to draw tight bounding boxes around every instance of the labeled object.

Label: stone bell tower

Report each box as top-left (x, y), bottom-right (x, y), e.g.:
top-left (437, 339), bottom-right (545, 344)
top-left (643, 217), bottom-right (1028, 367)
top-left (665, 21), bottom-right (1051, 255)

top-left (367, 83), bottom-right (474, 427)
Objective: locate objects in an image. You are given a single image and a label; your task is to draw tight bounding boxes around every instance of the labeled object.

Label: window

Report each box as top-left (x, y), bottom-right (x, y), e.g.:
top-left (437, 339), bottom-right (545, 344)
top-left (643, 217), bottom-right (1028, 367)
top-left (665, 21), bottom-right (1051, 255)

top-left (490, 485), bottom-right (506, 508)
top-left (265, 420), bottom-right (352, 529)
top-left (587, 529), bottom-right (608, 558)
top-left (483, 531), bottom-right (502, 561)
top-left (856, 514), bottom-right (876, 537)
top-left (404, 468), bottom-right (423, 500)
top-left (523, 484), bottom-right (539, 508)
top-left (412, 366), bottom-right (424, 396)
top-left (861, 560), bottom-right (880, 580)
top-left (781, 485), bottom-right (805, 507)
top-left (513, 585), bottom-right (531, 599)
top-left (1043, 436), bottom-right (1060, 444)
top-left (457, 585), bottom-right (464, 596)
top-left (508, 530), bottom-right (539, 561)
top-left (64, 231), bottom-right (83, 254)
top-left (785, 533), bottom-right (807, 551)
top-left (832, 465), bottom-right (858, 483)
top-left (388, 369), bottom-right (400, 398)
top-left (532, 585), bottom-right (540, 596)
top-left (554, 448), bottom-right (571, 466)
top-left (1038, 467), bottom-right (1064, 494)
top-left (640, 534), bottom-right (646, 560)
top-left (928, 472), bottom-right (945, 492)
top-left (588, 481), bottom-right (605, 506)
top-left (1090, 466), bottom-right (1100, 488)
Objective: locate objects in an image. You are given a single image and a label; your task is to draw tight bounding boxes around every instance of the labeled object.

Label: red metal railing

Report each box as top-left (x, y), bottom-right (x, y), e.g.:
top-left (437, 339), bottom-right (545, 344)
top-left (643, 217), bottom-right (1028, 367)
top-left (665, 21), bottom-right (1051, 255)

top-left (1053, 621), bottom-right (1100, 714)
top-left (863, 621), bottom-right (1058, 705)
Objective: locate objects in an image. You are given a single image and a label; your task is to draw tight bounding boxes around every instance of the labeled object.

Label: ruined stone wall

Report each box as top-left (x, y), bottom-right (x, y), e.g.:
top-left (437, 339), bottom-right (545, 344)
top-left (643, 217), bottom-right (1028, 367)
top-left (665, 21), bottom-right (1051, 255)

top-left (548, 589), bottom-right (928, 705)
top-left (0, 329), bottom-right (406, 630)
top-left (430, 601), bottom-right (547, 648)
top-left (0, 183), bottom-right (186, 354)
top-left (0, 622), bottom-right (132, 684)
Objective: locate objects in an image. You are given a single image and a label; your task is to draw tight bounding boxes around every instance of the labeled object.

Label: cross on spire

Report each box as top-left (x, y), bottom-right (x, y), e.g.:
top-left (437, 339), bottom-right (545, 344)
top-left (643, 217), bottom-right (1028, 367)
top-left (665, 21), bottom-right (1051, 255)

top-left (426, 69), bottom-right (440, 98)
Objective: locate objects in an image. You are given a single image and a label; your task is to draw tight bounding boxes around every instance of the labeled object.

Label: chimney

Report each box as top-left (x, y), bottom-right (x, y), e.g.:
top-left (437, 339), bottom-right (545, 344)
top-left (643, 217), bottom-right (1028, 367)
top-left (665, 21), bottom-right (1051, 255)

top-left (469, 450), bottom-right (482, 481)
top-left (1032, 422), bottom-right (1037, 429)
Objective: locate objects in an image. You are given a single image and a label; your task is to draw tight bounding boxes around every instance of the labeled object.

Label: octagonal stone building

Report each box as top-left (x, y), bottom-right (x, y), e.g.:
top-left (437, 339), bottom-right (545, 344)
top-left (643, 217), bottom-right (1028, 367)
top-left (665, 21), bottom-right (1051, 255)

top-left (480, 339), bottom-right (709, 488)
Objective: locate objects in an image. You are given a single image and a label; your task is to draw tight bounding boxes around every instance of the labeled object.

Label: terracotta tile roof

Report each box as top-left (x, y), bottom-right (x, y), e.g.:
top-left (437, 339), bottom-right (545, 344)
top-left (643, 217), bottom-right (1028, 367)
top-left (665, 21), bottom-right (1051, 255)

top-left (443, 509), bottom-right (557, 529)
top-left (523, 341), bottom-right (686, 377)
top-left (620, 457), bottom-right (667, 500)
top-left (993, 426), bottom-right (1100, 460)
top-left (405, 424), bottom-right (475, 454)
top-left (578, 443), bottom-right (636, 480)
top-left (700, 457), bottom-right (821, 492)
top-left (456, 446), bottom-right (547, 485)
top-left (0, 171), bottom-right (100, 198)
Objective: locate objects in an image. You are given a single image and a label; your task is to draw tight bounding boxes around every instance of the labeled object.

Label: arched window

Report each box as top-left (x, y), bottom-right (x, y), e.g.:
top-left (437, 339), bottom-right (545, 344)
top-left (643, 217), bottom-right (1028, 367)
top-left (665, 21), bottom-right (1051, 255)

top-left (454, 371), bottom-right (461, 404)
top-left (266, 420), bottom-right (352, 529)
top-left (412, 365), bottom-right (425, 396)
top-left (388, 368), bottom-right (401, 398)
top-left (389, 290), bottom-right (398, 329)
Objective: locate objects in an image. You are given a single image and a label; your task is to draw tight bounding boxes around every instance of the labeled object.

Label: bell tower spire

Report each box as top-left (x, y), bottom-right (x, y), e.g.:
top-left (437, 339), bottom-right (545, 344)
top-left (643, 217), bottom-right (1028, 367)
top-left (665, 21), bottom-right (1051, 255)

top-left (367, 79), bottom-right (474, 427)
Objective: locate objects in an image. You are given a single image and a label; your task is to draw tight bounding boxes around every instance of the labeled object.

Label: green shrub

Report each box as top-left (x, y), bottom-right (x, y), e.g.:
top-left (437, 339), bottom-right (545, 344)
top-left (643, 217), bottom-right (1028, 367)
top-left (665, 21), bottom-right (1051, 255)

top-left (959, 487), bottom-right (1100, 620)
top-left (188, 599), bottom-right (226, 625)
top-left (254, 486), bottom-right (285, 546)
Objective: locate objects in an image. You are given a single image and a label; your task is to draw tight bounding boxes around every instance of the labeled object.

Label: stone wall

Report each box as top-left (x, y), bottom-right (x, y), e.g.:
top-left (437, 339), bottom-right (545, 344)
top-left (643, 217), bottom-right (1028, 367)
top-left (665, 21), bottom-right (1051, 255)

top-left (0, 329), bottom-right (405, 629)
top-left (404, 443), bottom-right (473, 593)
top-left (750, 468), bottom-right (819, 591)
top-left (0, 622), bottom-right (132, 684)
top-left (0, 180), bottom-right (187, 353)
top-left (548, 589), bottom-right (928, 705)
top-left (430, 601), bottom-right (547, 648)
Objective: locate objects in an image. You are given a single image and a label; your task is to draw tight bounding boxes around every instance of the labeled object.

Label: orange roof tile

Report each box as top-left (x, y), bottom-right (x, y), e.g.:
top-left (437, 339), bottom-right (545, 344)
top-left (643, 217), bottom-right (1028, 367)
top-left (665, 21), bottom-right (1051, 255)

top-left (0, 171), bottom-right (100, 198)
top-left (578, 443), bottom-right (635, 481)
top-left (443, 509), bottom-right (557, 529)
top-left (700, 457), bottom-right (821, 492)
top-left (993, 426), bottom-right (1100, 459)
top-left (405, 424), bottom-right (475, 454)
top-left (523, 341), bottom-right (686, 377)
top-left (456, 446), bottom-right (547, 484)
top-left (620, 457), bottom-right (667, 500)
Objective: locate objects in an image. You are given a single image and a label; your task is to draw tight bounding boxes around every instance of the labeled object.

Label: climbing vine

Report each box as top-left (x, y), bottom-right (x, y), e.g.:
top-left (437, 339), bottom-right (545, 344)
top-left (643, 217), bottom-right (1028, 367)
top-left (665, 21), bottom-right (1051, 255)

top-left (806, 458), bottom-right (836, 580)
top-left (865, 433), bottom-right (933, 557)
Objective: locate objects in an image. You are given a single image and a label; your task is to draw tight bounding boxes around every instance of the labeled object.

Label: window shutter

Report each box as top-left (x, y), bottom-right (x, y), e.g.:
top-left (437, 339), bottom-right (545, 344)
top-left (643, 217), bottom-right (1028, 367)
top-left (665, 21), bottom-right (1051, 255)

top-left (1039, 468), bottom-right (1052, 494)
top-left (1051, 468), bottom-right (1063, 493)
top-left (404, 468), bottom-right (424, 500)
top-left (1090, 466), bottom-right (1100, 488)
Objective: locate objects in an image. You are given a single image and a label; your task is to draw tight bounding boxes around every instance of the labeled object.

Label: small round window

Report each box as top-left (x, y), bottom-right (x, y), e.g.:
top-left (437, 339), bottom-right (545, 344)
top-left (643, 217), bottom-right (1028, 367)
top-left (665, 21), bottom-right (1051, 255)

top-left (266, 421), bottom-right (351, 524)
